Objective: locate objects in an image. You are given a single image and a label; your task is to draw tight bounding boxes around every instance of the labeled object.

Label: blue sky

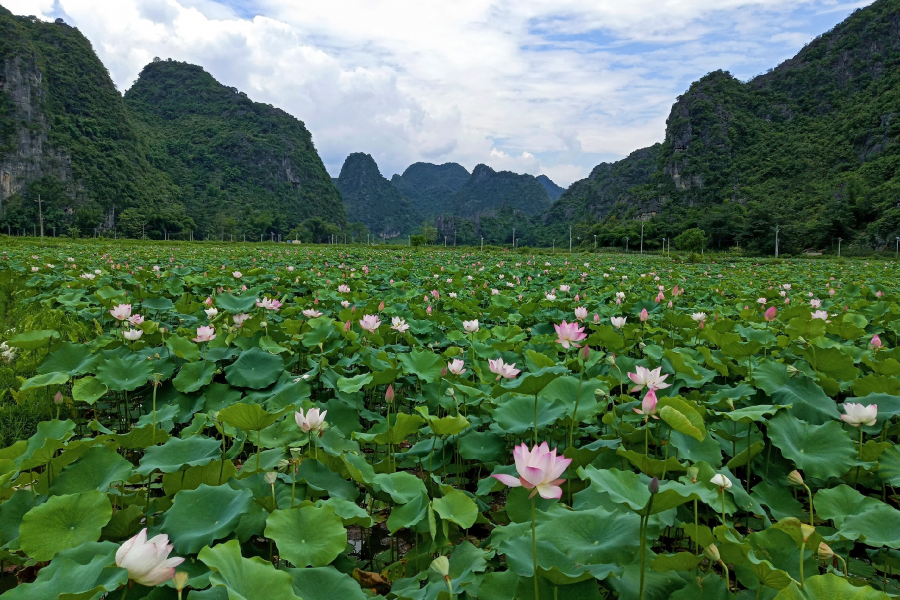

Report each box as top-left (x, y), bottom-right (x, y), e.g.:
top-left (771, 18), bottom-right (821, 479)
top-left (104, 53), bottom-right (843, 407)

top-left (6, 0), bottom-right (876, 186)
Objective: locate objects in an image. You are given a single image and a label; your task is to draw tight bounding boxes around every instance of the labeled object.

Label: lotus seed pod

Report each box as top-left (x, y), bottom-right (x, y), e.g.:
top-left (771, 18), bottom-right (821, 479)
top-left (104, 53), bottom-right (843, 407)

top-left (704, 544), bottom-right (721, 562)
top-left (787, 470), bottom-right (804, 486)
top-left (817, 542), bottom-right (834, 561)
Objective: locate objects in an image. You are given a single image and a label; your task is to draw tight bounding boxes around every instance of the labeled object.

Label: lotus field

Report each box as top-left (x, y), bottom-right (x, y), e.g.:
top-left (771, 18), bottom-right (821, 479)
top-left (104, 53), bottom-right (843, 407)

top-left (2, 242), bottom-right (900, 600)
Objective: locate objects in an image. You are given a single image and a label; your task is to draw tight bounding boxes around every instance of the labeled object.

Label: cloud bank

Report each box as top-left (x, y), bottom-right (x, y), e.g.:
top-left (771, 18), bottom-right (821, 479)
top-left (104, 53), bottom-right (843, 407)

top-left (6, 0), bottom-right (873, 186)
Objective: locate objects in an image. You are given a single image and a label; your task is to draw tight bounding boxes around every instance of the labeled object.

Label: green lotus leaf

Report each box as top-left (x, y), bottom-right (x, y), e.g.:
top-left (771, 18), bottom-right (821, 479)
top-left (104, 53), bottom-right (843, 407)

top-left (459, 430), bottom-right (506, 462)
top-left (536, 506), bottom-right (640, 571)
top-left (373, 471), bottom-right (428, 504)
top-left (173, 360), bottom-right (218, 393)
top-left (386, 494), bottom-right (429, 533)
top-left (225, 347), bottom-right (284, 389)
top-left (167, 334), bottom-right (201, 362)
top-left (218, 402), bottom-right (282, 431)
top-left (136, 435), bottom-right (222, 475)
top-left (19, 371), bottom-right (69, 390)
top-left (216, 292), bottom-right (260, 313)
top-left (72, 376), bottom-right (108, 404)
top-left (18, 491), bottom-right (112, 561)
top-left (199, 538), bottom-right (302, 600)
top-left (660, 405), bottom-right (703, 441)
top-left (37, 343), bottom-right (99, 376)
top-left (838, 503), bottom-right (900, 549)
top-left (0, 489), bottom-right (41, 548)
top-left (433, 489), bottom-right (478, 529)
top-left (49, 445), bottom-right (133, 495)
top-left (773, 573), bottom-right (889, 599)
top-left (283, 566), bottom-right (368, 600)
top-left (16, 419), bottom-right (76, 471)
top-left (265, 506), bottom-right (347, 567)
top-left (95, 354), bottom-right (154, 392)
top-left (0, 542), bottom-right (127, 600)
top-left (767, 414), bottom-right (854, 480)
top-left (491, 394), bottom-right (568, 435)
top-left (336, 373), bottom-right (373, 394)
top-left (8, 329), bottom-right (59, 350)
top-left (159, 483), bottom-right (254, 553)
top-left (649, 552), bottom-right (704, 572)
top-left (578, 466), bottom-right (717, 516)
top-left (398, 350), bottom-right (445, 383)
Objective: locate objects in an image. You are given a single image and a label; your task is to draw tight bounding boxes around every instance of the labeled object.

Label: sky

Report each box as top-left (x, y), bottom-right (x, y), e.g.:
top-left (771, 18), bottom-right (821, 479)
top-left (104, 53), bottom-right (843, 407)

top-left (5, 0), bottom-right (875, 186)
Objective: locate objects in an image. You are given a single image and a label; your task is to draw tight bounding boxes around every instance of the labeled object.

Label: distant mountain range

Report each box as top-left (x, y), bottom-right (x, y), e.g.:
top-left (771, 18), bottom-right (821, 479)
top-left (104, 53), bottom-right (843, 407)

top-left (333, 154), bottom-right (563, 236)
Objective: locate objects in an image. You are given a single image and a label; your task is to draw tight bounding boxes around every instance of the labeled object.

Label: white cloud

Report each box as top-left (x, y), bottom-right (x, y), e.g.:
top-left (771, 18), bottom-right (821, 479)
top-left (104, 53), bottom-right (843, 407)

top-left (8, 0), bottom-right (874, 186)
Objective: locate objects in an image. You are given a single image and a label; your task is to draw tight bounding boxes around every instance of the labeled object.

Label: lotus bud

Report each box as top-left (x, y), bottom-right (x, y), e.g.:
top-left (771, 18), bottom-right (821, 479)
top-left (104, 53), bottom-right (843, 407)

top-left (429, 555), bottom-right (450, 578)
top-left (605, 353), bottom-right (616, 366)
top-left (173, 571), bottom-right (189, 592)
top-left (264, 472), bottom-right (278, 486)
top-left (385, 384), bottom-right (395, 403)
top-left (686, 466), bottom-right (699, 484)
top-left (441, 365), bottom-right (447, 376)
top-left (787, 470), bottom-right (804, 486)
top-left (871, 334), bottom-right (883, 349)
top-left (704, 544), bottom-right (721, 562)
top-left (800, 524), bottom-right (815, 542)
top-left (817, 542), bottom-right (834, 561)
top-left (786, 364), bottom-right (800, 376)
top-left (593, 388), bottom-right (608, 399)
top-left (344, 320), bottom-right (351, 332)
top-left (54, 391), bottom-right (63, 405)
top-left (648, 477), bottom-right (659, 495)
top-left (580, 344), bottom-right (591, 361)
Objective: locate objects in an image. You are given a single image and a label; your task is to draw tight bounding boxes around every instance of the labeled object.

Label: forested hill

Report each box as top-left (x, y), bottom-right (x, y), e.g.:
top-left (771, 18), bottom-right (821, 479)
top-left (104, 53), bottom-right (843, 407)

top-left (0, 8), bottom-right (345, 240)
top-left (335, 153), bottom-right (420, 237)
top-left (125, 59), bottom-right (346, 238)
top-left (446, 164), bottom-right (553, 218)
top-left (546, 0), bottom-right (900, 254)
top-left (390, 162), bottom-right (470, 219)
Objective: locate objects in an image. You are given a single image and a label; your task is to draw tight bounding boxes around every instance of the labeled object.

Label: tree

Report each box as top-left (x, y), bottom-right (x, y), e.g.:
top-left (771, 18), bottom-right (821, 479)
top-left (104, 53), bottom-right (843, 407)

top-left (422, 224), bottom-right (438, 245)
top-left (674, 228), bottom-right (707, 253)
top-left (410, 235), bottom-right (426, 247)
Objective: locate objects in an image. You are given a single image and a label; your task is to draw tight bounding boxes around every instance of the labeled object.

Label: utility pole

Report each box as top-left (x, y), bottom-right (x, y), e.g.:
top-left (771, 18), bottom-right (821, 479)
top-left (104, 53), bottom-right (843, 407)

top-left (35, 194), bottom-right (44, 244)
top-left (480, 237), bottom-right (483, 251)
top-left (512, 228), bottom-right (515, 249)
top-left (662, 238), bottom-right (666, 256)
top-left (593, 234), bottom-right (596, 250)
top-left (838, 237), bottom-right (843, 258)
top-left (569, 226), bottom-right (572, 252)
top-left (625, 237), bottom-right (629, 253)
top-left (774, 225), bottom-right (780, 258)
top-left (444, 236), bottom-right (447, 247)
top-left (640, 222), bottom-right (644, 254)
top-left (896, 237), bottom-right (899, 258)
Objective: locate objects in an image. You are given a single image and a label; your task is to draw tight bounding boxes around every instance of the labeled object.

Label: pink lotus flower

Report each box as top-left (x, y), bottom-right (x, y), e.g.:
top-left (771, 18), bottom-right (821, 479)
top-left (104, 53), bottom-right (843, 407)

top-left (811, 310), bottom-right (829, 321)
top-left (639, 308), bottom-right (649, 322)
top-left (463, 320), bottom-right (479, 333)
top-left (116, 529), bottom-right (184, 587)
top-left (764, 306), bottom-right (777, 322)
top-left (110, 304), bottom-right (132, 321)
top-left (338, 284), bottom-right (351, 293)
top-left (344, 320), bottom-right (351, 332)
top-left (829, 288), bottom-right (836, 296)
top-left (232, 271), bottom-right (242, 279)
top-left (871, 334), bottom-right (883, 349)
top-left (302, 309), bottom-right (323, 318)
top-left (359, 315), bottom-right (381, 332)
top-left (559, 285), bottom-right (570, 292)
top-left (256, 297), bottom-right (282, 311)
top-left (810, 299), bottom-right (822, 308)
top-left (123, 329), bottom-right (143, 341)
top-left (593, 313), bottom-right (600, 323)
top-left (128, 314), bottom-right (145, 326)
top-left (840, 403), bottom-right (877, 427)
top-left (655, 291), bottom-right (664, 303)
top-left (448, 359), bottom-right (466, 375)
top-left (489, 358), bottom-right (520, 380)
top-left (295, 407), bottom-right (327, 432)
top-left (204, 297), bottom-right (214, 307)
top-left (233, 313), bottom-right (251, 326)
top-left (574, 307), bottom-right (588, 321)
top-left (554, 320), bottom-right (587, 349)
top-left (492, 442), bottom-right (572, 499)
top-left (193, 326), bottom-right (216, 343)
top-left (391, 317), bottom-right (410, 332)
top-left (628, 365), bottom-right (671, 392)
top-left (633, 389), bottom-right (659, 419)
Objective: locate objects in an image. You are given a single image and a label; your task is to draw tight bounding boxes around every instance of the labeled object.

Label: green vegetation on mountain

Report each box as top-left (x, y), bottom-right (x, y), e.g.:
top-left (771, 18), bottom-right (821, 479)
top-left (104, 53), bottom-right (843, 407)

top-left (446, 164), bottom-right (552, 218)
top-left (390, 162), bottom-right (470, 219)
top-left (0, 9), bottom-right (344, 240)
top-left (335, 153), bottom-right (419, 237)
top-left (124, 59), bottom-right (345, 240)
top-left (536, 174), bottom-right (565, 201)
top-left (547, 0), bottom-right (900, 255)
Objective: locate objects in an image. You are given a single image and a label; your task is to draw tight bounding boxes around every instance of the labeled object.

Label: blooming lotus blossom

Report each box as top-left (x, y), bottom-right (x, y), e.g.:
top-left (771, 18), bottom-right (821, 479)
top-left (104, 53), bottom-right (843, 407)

top-left (559, 284), bottom-right (570, 292)
top-left (110, 304), bottom-right (132, 321)
top-left (545, 293), bottom-right (556, 301)
top-left (123, 329), bottom-right (143, 341)
top-left (205, 308), bottom-right (218, 319)
top-left (840, 403), bottom-right (877, 427)
top-left (256, 297), bottom-right (283, 311)
top-left (628, 365), bottom-right (671, 393)
top-left (574, 307), bottom-right (588, 321)
top-left (116, 529), bottom-right (184, 587)
top-left (692, 312), bottom-right (707, 322)
top-left (491, 442), bottom-right (572, 499)
top-left (302, 309), bottom-right (323, 319)
top-left (232, 271), bottom-right (242, 279)
top-left (338, 284), bottom-right (351, 293)
top-left (554, 321), bottom-right (587, 349)
top-left (233, 313), bottom-right (251, 326)
top-left (295, 407), bottom-right (328, 432)
top-left (359, 315), bottom-right (381, 332)
top-left (610, 316), bottom-right (627, 329)
top-left (811, 310), bottom-right (829, 321)
top-left (391, 317), bottom-right (410, 333)
top-left (448, 359), bottom-right (466, 375)
top-left (193, 326), bottom-right (216, 343)
top-left (710, 474), bottom-right (732, 490)
top-left (757, 298), bottom-right (767, 304)
top-left (80, 273), bottom-right (95, 280)
top-left (463, 320), bottom-right (479, 333)
top-left (810, 298), bottom-right (822, 308)
top-left (633, 389), bottom-right (658, 419)
top-left (655, 291), bottom-right (665, 303)
top-left (489, 358), bottom-right (520, 380)
top-left (341, 300), bottom-right (351, 308)
top-left (129, 314), bottom-right (145, 326)
top-left (615, 291), bottom-right (625, 301)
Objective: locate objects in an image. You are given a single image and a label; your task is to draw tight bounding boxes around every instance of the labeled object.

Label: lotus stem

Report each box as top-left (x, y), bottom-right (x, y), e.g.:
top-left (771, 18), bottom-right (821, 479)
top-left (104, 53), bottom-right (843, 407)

top-left (568, 366), bottom-right (584, 449)
top-left (721, 561), bottom-right (729, 591)
top-left (799, 545), bottom-right (804, 587)
top-left (836, 554), bottom-right (848, 576)
top-left (720, 489), bottom-right (726, 526)
top-left (803, 484), bottom-right (814, 526)
top-left (532, 497), bottom-right (539, 600)
top-left (533, 393), bottom-right (539, 446)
